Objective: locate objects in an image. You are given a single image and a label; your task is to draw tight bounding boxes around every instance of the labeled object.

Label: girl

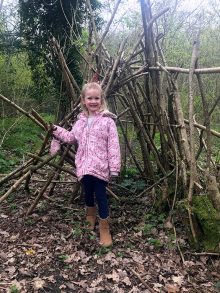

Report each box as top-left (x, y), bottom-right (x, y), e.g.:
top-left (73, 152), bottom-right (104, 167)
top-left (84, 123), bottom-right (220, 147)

top-left (50, 82), bottom-right (121, 247)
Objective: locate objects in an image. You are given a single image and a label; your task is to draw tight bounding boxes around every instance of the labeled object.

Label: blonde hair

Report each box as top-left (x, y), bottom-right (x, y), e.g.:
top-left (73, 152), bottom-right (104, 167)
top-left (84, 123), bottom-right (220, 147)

top-left (80, 82), bottom-right (108, 114)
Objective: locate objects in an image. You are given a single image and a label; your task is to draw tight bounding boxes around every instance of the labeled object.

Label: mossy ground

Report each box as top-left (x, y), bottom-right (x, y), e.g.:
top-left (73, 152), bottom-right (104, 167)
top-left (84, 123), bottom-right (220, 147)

top-left (192, 195), bottom-right (220, 251)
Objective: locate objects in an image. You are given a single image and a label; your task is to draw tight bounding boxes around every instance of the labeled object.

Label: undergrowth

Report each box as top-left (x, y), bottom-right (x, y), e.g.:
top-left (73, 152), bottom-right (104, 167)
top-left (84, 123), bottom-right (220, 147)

top-left (0, 114), bottom-right (54, 173)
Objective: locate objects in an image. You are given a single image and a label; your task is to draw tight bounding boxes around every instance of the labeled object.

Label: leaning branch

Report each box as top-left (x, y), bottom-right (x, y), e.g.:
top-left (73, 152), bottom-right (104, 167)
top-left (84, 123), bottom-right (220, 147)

top-left (94, 0), bottom-right (122, 55)
top-left (147, 66), bottom-right (220, 74)
top-left (0, 94), bottom-right (46, 130)
top-left (184, 119), bottom-right (220, 138)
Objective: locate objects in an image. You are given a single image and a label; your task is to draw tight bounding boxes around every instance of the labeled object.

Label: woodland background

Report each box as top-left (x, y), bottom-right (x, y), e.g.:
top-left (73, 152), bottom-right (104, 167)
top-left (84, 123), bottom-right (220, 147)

top-left (0, 0), bottom-right (220, 292)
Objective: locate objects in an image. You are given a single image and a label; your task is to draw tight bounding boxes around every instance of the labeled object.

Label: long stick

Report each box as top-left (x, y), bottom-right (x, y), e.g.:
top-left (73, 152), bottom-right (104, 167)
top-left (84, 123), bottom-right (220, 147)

top-left (26, 147), bottom-right (72, 215)
top-left (184, 119), bottom-right (220, 138)
top-left (0, 94), bottom-right (45, 130)
top-left (94, 0), bottom-right (122, 55)
top-left (137, 169), bottom-right (175, 197)
top-left (0, 158), bottom-right (34, 187)
top-left (0, 171), bottom-right (31, 204)
top-left (188, 38), bottom-right (200, 244)
top-left (148, 66), bottom-right (220, 74)
top-left (26, 153), bottom-right (76, 177)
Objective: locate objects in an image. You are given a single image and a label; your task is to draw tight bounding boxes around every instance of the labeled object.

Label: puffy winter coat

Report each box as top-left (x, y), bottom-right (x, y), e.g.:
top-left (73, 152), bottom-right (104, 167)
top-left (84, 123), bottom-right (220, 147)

top-left (50, 111), bottom-right (121, 182)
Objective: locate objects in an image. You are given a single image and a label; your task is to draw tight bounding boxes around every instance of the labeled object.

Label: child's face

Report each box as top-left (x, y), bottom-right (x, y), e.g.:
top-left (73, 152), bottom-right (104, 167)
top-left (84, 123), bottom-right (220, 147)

top-left (83, 88), bottom-right (102, 115)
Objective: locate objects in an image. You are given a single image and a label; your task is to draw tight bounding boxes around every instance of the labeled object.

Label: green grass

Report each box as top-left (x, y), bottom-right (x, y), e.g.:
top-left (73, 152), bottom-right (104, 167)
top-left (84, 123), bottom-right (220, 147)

top-left (0, 113), bottom-right (54, 173)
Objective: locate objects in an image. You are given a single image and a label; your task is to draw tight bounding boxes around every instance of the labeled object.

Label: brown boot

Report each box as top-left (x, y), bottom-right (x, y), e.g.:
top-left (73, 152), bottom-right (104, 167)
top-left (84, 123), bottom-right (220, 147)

top-left (86, 207), bottom-right (96, 230)
top-left (99, 218), bottom-right (112, 247)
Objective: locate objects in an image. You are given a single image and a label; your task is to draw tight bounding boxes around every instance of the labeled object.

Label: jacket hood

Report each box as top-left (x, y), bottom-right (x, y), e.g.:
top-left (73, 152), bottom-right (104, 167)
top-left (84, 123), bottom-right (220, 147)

top-left (102, 110), bottom-right (117, 121)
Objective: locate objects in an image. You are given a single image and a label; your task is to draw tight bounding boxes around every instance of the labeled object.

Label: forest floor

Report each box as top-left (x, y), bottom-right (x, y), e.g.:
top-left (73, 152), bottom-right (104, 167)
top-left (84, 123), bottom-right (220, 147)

top-left (0, 180), bottom-right (220, 293)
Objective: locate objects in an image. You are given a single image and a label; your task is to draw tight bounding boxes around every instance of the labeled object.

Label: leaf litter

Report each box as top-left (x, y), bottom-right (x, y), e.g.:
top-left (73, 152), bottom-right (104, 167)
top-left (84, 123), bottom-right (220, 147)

top-left (0, 182), bottom-right (219, 293)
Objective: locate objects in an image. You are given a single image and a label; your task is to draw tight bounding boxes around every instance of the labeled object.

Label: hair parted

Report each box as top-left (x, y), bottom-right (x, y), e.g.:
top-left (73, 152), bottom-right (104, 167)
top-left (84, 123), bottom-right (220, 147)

top-left (80, 82), bottom-right (108, 114)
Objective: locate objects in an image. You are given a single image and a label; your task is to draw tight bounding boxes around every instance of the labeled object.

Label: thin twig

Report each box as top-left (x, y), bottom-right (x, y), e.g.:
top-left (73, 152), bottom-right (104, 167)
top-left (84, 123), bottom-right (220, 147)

top-left (137, 169), bottom-right (175, 197)
top-left (129, 267), bottom-right (155, 293)
top-left (172, 217), bottom-right (185, 264)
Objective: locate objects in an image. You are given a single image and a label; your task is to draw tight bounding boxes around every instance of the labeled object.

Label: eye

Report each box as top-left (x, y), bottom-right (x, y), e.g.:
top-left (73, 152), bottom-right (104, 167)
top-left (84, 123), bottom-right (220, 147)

top-left (85, 96), bottom-right (100, 100)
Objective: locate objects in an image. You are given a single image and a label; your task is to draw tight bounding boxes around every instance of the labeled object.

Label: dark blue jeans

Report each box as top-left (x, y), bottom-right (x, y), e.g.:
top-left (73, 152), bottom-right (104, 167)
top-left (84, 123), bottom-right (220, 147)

top-left (81, 175), bottom-right (109, 219)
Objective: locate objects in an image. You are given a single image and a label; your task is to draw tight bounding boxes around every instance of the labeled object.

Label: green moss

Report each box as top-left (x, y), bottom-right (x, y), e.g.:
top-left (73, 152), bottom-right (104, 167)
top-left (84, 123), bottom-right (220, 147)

top-left (192, 195), bottom-right (220, 251)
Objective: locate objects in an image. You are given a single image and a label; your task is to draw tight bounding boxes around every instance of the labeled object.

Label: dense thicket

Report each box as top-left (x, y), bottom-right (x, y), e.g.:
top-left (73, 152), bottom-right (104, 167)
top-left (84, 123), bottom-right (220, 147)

top-left (1, 0), bottom-right (220, 250)
top-left (18, 0), bottom-right (102, 117)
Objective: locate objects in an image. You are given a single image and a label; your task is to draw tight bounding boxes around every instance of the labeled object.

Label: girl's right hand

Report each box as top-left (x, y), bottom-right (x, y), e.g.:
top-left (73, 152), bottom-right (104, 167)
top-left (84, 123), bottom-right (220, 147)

top-left (49, 122), bottom-right (57, 131)
top-left (47, 122), bottom-right (57, 132)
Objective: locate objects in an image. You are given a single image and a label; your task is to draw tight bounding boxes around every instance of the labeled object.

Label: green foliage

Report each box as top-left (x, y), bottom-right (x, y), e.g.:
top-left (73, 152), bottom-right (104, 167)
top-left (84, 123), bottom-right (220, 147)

top-left (0, 114), bottom-right (54, 173)
top-left (215, 281), bottom-right (220, 290)
top-left (36, 201), bottom-right (47, 213)
top-left (9, 203), bottom-right (17, 211)
top-left (95, 246), bottom-right (111, 256)
top-left (8, 54), bottom-right (32, 95)
top-left (120, 167), bottom-right (147, 193)
top-left (70, 222), bottom-right (84, 239)
top-left (145, 212), bottom-right (166, 229)
top-left (148, 238), bottom-right (163, 248)
top-left (121, 166), bottom-right (138, 178)
top-left (0, 148), bottom-right (18, 173)
top-left (7, 194), bottom-right (15, 203)
top-left (25, 218), bottom-right (34, 226)
top-left (18, 0), bottom-right (102, 117)
top-left (58, 254), bottom-right (69, 262)
top-left (116, 251), bottom-right (124, 258)
top-left (136, 212), bottom-right (166, 236)
top-left (10, 284), bottom-right (20, 293)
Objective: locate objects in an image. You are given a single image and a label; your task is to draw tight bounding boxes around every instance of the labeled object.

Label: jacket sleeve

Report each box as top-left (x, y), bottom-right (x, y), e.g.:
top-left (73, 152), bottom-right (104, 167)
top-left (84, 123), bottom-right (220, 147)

top-left (107, 119), bottom-right (121, 174)
top-left (52, 124), bottom-right (77, 144)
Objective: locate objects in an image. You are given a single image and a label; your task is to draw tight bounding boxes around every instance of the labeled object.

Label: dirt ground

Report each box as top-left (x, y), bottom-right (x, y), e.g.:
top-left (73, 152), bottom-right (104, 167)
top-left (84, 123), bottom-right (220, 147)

top-left (0, 182), bottom-right (220, 293)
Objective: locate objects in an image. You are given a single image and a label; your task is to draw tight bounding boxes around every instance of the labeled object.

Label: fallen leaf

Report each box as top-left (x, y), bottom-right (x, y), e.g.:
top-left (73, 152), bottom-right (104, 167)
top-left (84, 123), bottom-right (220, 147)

top-left (19, 267), bottom-right (32, 277)
top-left (104, 252), bottom-right (116, 261)
top-left (122, 276), bottom-right (131, 286)
top-left (0, 251), bottom-right (8, 260)
top-left (7, 252), bottom-right (15, 258)
top-left (9, 233), bottom-right (20, 241)
top-left (90, 276), bottom-right (103, 287)
top-left (8, 257), bottom-right (16, 264)
top-left (66, 282), bottom-right (75, 290)
top-left (165, 284), bottom-right (180, 292)
top-left (33, 277), bottom-right (46, 289)
top-left (0, 229), bottom-right (9, 237)
top-left (64, 251), bottom-right (86, 263)
top-left (72, 280), bottom-right (88, 288)
top-left (25, 248), bottom-right (36, 256)
top-left (172, 275), bottom-right (184, 286)
top-left (45, 275), bottom-right (56, 283)
top-left (0, 214), bottom-right (8, 218)
top-left (164, 219), bottom-right (173, 229)
top-left (106, 270), bottom-right (120, 282)
top-left (5, 266), bottom-right (16, 275)
top-left (153, 283), bottom-right (163, 292)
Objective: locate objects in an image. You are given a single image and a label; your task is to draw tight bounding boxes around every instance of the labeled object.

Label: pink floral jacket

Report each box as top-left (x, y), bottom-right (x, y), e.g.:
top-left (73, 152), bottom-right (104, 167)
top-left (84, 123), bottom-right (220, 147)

top-left (50, 111), bottom-right (121, 182)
